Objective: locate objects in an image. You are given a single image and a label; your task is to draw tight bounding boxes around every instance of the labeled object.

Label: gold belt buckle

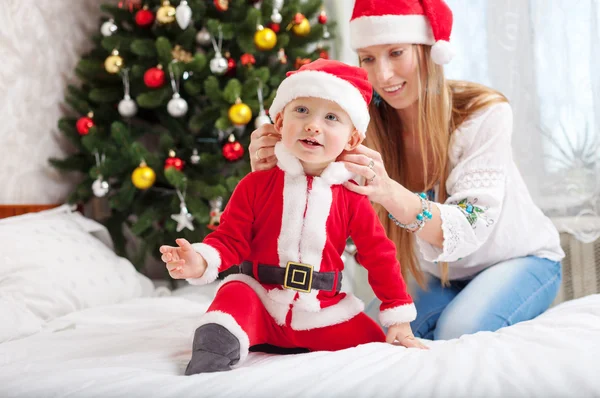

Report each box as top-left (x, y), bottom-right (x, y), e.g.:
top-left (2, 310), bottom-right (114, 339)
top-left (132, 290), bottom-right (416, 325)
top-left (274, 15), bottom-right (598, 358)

top-left (283, 261), bottom-right (313, 293)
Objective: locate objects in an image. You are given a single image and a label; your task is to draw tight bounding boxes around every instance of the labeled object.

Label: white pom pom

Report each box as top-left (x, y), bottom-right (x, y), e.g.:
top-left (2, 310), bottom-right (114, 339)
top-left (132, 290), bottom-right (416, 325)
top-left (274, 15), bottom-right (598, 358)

top-left (431, 40), bottom-right (455, 65)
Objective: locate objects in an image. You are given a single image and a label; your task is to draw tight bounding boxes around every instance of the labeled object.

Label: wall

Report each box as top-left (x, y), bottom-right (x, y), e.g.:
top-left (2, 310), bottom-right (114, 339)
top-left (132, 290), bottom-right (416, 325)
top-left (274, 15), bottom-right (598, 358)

top-left (0, 0), bottom-right (104, 204)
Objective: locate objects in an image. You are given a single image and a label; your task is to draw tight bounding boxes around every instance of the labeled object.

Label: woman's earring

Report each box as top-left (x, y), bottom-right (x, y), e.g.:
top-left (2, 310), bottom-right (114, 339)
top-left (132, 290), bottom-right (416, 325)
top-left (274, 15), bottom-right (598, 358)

top-left (373, 90), bottom-right (382, 107)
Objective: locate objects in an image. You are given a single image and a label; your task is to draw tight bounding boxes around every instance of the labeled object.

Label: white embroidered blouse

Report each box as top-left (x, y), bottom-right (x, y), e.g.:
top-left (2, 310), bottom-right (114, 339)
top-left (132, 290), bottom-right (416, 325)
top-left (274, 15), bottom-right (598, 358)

top-left (415, 102), bottom-right (565, 280)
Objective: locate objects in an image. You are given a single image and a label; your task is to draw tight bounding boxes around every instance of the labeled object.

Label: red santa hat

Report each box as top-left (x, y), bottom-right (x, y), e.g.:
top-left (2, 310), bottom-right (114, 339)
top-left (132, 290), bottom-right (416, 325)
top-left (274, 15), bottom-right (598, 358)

top-left (349, 0), bottom-right (455, 65)
top-left (269, 59), bottom-right (372, 137)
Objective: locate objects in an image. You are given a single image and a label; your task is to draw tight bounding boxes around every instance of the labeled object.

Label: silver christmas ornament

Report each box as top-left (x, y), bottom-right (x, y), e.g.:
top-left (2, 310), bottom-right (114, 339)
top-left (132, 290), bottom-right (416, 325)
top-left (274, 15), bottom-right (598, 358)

top-left (118, 95), bottom-right (138, 118)
top-left (176, 0), bottom-right (192, 30)
top-left (210, 53), bottom-right (228, 75)
top-left (92, 177), bottom-right (110, 197)
top-left (195, 27), bottom-right (211, 46)
top-left (171, 190), bottom-right (195, 232)
top-left (190, 149), bottom-right (200, 164)
top-left (101, 19), bottom-right (117, 37)
top-left (167, 93), bottom-right (188, 117)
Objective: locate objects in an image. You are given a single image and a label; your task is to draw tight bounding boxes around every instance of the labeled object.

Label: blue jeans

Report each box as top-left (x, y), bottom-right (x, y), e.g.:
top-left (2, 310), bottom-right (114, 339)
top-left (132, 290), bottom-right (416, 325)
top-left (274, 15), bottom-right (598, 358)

top-left (365, 256), bottom-right (562, 340)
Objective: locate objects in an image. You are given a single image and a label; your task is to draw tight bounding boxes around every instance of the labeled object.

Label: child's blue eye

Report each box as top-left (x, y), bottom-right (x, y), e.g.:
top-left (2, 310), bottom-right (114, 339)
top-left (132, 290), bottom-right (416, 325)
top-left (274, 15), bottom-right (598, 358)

top-left (325, 114), bottom-right (338, 121)
top-left (360, 57), bottom-right (373, 64)
top-left (391, 50), bottom-right (404, 57)
top-left (295, 106), bottom-right (308, 113)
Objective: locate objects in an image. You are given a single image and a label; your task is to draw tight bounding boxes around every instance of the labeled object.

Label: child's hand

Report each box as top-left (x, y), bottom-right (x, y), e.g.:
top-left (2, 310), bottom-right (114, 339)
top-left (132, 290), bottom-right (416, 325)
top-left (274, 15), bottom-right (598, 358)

top-left (386, 322), bottom-right (429, 350)
top-left (159, 238), bottom-right (207, 279)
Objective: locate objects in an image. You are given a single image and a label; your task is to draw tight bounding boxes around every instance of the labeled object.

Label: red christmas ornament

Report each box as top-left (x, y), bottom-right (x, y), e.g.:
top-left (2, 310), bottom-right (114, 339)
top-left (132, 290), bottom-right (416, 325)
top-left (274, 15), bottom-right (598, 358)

top-left (214, 0), bottom-right (229, 11)
top-left (222, 138), bottom-right (244, 162)
top-left (293, 13), bottom-right (304, 25)
top-left (144, 66), bottom-right (165, 88)
top-left (226, 56), bottom-right (236, 76)
top-left (135, 8), bottom-right (155, 27)
top-left (318, 10), bottom-right (328, 24)
top-left (76, 115), bottom-right (94, 136)
top-left (269, 23), bottom-right (280, 33)
top-left (240, 53), bottom-right (256, 66)
top-left (319, 49), bottom-right (329, 59)
top-left (164, 151), bottom-right (185, 171)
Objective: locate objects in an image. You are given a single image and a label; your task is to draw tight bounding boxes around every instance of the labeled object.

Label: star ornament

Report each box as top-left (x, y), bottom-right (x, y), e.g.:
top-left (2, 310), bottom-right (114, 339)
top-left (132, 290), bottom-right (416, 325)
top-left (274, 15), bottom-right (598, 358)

top-left (171, 204), bottom-right (195, 232)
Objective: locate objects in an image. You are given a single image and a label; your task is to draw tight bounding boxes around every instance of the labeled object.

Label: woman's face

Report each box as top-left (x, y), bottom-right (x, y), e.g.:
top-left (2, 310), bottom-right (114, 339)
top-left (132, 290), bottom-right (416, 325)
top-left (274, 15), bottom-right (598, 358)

top-left (357, 44), bottom-right (421, 110)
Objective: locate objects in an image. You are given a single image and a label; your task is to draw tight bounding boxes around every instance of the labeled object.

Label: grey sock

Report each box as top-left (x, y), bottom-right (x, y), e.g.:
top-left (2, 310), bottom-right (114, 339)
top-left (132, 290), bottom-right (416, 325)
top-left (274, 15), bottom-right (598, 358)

top-left (185, 323), bottom-right (241, 375)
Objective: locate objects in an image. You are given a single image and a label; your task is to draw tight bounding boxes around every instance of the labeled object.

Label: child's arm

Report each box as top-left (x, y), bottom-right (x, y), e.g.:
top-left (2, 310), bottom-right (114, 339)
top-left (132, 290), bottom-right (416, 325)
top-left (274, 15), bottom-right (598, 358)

top-left (348, 189), bottom-right (427, 349)
top-left (161, 174), bottom-right (257, 285)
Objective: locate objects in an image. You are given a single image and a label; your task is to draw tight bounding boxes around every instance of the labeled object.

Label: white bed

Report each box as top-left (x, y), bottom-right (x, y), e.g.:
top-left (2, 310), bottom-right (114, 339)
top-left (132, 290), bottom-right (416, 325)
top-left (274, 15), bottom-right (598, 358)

top-left (1, 206), bottom-right (600, 398)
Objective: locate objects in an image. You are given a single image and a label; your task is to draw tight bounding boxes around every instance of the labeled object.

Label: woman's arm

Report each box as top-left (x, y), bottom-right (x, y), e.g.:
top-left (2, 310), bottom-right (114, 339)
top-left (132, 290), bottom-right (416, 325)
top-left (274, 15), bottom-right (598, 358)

top-left (341, 102), bottom-right (513, 261)
top-left (340, 147), bottom-right (444, 248)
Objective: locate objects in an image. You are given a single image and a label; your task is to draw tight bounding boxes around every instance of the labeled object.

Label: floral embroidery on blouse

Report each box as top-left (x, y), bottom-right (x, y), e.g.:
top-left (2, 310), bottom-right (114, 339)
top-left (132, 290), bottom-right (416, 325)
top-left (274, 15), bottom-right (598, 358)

top-left (456, 198), bottom-right (494, 228)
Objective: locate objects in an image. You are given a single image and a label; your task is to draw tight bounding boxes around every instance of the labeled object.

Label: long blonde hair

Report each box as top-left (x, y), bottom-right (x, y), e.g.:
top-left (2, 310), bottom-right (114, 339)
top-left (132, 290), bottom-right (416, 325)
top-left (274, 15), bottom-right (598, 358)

top-left (364, 45), bottom-right (508, 288)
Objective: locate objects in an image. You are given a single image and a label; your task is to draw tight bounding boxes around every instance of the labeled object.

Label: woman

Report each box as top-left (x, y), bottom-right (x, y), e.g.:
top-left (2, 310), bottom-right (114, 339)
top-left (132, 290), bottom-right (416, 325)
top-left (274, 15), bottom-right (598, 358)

top-left (248, 0), bottom-right (564, 340)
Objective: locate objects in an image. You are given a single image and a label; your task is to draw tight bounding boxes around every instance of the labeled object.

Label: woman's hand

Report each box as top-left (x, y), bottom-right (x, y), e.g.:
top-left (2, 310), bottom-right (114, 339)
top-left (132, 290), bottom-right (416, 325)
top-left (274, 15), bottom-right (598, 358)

top-left (249, 123), bottom-right (281, 172)
top-left (386, 323), bottom-right (429, 350)
top-left (339, 144), bottom-right (398, 206)
top-left (159, 238), bottom-right (207, 279)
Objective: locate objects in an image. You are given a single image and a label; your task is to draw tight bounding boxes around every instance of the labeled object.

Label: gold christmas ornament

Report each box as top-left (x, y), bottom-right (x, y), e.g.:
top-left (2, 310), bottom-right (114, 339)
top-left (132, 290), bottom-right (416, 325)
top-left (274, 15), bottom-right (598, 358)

top-left (254, 25), bottom-right (277, 51)
top-left (131, 161), bottom-right (156, 189)
top-left (292, 17), bottom-right (311, 36)
top-left (228, 98), bottom-right (252, 126)
top-left (156, 0), bottom-right (176, 24)
top-left (171, 45), bottom-right (194, 63)
top-left (104, 49), bottom-right (124, 74)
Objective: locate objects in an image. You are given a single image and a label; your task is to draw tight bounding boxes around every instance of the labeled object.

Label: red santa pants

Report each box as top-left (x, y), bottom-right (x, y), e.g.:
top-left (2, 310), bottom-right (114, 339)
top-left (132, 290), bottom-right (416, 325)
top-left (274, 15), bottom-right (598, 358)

top-left (205, 281), bottom-right (386, 352)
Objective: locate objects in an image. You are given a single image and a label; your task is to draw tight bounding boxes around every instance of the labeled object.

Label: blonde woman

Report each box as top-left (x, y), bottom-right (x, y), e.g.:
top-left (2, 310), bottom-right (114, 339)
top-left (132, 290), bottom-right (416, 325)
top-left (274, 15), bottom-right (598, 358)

top-left (249, 0), bottom-right (564, 340)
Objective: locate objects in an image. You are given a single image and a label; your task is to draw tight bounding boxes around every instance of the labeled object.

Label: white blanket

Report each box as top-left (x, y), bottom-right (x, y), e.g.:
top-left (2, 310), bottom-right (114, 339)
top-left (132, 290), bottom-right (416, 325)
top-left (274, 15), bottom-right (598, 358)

top-left (1, 289), bottom-right (599, 398)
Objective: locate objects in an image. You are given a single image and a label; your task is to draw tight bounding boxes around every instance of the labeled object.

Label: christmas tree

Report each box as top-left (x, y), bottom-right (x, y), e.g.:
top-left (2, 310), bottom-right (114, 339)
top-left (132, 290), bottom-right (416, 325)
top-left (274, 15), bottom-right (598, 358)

top-left (50, 0), bottom-right (334, 270)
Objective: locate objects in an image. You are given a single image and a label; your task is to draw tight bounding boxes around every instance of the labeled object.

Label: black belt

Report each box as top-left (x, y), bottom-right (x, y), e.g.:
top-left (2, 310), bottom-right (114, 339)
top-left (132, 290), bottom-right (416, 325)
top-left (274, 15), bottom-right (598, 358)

top-left (240, 261), bottom-right (342, 293)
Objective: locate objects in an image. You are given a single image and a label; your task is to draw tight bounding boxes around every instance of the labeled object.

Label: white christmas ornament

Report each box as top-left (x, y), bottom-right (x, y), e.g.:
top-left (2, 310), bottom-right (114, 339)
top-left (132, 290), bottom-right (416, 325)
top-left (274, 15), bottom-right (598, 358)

top-left (119, 68), bottom-right (137, 117)
top-left (92, 177), bottom-right (110, 197)
top-left (254, 110), bottom-right (271, 128)
top-left (190, 149), bottom-right (200, 164)
top-left (167, 93), bottom-right (188, 117)
top-left (118, 95), bottom-right (138, 118)
top-left (271, 11), bottom-right (282, 23)
top-left (176, 0), bottom-right (192, 30)
top-left (272, 0), bottom-right (284, 23)
top-left (101, 19), bottom-right (117, 37)
top-left (196, 27), bottom-right (211, 46)
top-left (254, 79), bottom-right (271, 128)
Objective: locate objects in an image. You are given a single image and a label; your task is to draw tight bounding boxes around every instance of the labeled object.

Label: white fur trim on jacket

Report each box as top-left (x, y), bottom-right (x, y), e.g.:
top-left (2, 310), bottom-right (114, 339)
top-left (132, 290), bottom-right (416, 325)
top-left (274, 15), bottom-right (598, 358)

top-left (186, 243), bottom-right (221, 285)
top-left (379, 303), bottom-right (417, 327)
top-left (268, 71), bottom-right (370, 136)
top-left (291, 294), bottom-right (364, 331)
top-left (195, 310), bottom-right (250, 365)
top-left (349, 14), bottom-right (435, 50)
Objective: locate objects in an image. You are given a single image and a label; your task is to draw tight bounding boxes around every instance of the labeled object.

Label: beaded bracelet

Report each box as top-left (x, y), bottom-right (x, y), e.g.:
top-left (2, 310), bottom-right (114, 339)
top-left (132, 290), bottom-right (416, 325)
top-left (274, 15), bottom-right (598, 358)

top-left (388, 192), bottom-right (433, 233)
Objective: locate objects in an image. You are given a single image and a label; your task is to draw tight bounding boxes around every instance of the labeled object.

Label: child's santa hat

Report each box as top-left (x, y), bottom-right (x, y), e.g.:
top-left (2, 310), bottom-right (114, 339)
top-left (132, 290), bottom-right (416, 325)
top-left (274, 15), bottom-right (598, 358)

top-left (269, 59), bottom-right (372, 137)
top-left (349, 0), bottom-right (455, 65)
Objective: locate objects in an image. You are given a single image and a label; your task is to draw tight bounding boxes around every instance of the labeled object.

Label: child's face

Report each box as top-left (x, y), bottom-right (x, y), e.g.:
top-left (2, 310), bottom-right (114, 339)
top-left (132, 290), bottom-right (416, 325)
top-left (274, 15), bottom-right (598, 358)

top-left (274, 97), bottom-right (362, 167)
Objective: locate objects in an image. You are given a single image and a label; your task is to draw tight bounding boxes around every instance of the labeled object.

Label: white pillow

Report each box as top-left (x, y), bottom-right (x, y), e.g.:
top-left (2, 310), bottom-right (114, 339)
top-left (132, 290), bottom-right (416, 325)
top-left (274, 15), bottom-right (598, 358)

top-left (0, 205), bottom-right (154, 342)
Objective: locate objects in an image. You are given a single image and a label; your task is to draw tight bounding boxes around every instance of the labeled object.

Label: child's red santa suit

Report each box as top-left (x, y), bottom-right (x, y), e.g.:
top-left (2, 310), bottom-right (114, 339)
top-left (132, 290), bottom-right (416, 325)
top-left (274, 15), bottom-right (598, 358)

top-left (185, 59), bottom-right (416, 375)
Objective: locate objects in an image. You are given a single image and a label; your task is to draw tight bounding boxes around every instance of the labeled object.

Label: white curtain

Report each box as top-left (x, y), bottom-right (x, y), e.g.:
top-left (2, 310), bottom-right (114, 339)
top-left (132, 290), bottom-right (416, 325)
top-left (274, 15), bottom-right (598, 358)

top-left (329, 0), bottom-right (600, 243)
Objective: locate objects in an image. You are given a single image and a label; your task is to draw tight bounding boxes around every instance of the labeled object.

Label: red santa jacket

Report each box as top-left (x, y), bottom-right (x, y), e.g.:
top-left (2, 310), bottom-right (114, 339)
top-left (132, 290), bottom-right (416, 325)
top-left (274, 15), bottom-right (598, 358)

top-left (187, 142), bottom-right (416, 330)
